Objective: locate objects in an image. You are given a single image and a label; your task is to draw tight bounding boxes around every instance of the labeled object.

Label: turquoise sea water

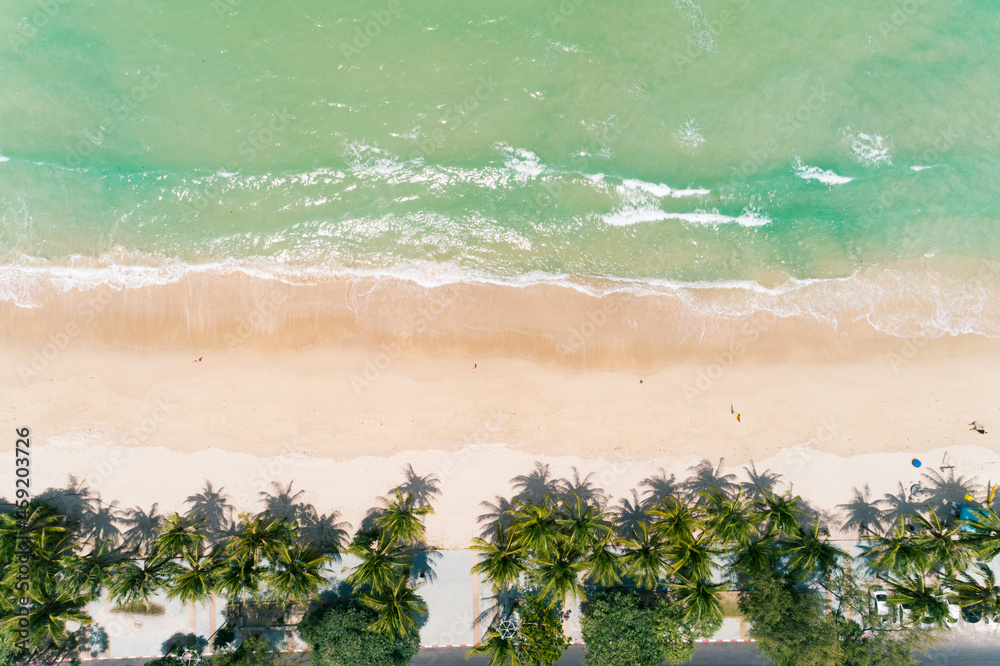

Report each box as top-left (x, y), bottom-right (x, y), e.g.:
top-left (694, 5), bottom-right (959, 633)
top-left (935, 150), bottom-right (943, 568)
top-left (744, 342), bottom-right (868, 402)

top-left (1, 1), bottom-right (999, 335)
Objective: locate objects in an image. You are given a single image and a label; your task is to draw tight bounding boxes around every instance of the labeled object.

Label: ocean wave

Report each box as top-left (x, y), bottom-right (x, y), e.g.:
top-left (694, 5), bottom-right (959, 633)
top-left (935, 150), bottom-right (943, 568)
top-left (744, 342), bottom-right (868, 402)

top-left (496, 143), bottom-right (545, 178)
top-left (844, 128), bottom-right (892, 167)
top-left (793, 157), bottom-right (853, 185)
top-left (603, 206), bottom-right (769, 227)
top-left (5, 252), bottom-right (997, 339)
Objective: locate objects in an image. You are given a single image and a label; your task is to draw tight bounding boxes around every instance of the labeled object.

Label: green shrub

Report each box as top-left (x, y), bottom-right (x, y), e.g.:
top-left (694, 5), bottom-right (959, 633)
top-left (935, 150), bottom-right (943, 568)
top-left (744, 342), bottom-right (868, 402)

top-left (298, 598), bottom-right (419, 666)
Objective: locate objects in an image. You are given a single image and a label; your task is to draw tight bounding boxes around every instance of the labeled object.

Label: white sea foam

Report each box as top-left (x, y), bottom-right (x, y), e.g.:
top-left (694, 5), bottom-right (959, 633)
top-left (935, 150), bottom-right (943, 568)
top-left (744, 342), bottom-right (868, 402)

top-left (344, 141), bottom-right (403, 174)
top-left (621, 178), bottom-right (710, 198)
top-left (910, 165), bottom-right (933, 171)
top-left (3, 253), bottom-right (1000, 339)
top-left (845, 128), bottom-right (892, 167)
top-left (602, 207), bottom-right (770, 227)
top-left (0, 155), bottom-right (9, 162)
top-left (793, 157), bottom-right (853, 185)
top-left (675, 119), bottom-right (705, 154)
top-left (496, 144), bottom-right (545, 178)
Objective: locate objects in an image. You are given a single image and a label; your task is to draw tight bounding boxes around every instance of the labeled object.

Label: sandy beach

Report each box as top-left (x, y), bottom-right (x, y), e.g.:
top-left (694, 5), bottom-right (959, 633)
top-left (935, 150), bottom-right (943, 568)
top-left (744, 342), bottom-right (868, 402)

top-left (3, 278), bottom-right (999, 549)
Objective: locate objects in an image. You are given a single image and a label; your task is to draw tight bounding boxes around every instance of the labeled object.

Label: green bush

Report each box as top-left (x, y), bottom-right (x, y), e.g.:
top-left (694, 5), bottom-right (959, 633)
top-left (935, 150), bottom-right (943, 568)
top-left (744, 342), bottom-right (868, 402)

top-left (298, 599), bottom-right (419, 666)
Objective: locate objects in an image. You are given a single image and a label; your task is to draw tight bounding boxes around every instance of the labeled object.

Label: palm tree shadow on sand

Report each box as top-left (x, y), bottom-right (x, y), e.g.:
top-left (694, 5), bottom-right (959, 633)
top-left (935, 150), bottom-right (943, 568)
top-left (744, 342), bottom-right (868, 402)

top-left (394, 464), bottom-right (442, 508)
top-left (510, 462), bottom-right (564, 504)
top-left (837, 484), bottom-right (889, 537)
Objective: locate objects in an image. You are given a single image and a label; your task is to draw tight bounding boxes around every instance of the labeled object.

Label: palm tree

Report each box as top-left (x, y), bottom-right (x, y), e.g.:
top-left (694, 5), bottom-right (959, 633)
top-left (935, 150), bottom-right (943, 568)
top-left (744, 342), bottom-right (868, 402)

top-left (347, 539), bottom-right (412, 593)
top-left (376, 490), bottom-right (434, 548)
top-left (471, 525), bottom-right (527, 593)
top-left (960, 506), bottom-right (1000, 561)
top-left (949, 563), bottom-right (1000, 621)
top-left (213, 557), bottom-right (261, 602)
top-left (0, 585), bottom-right (91, 651)
top-left (360, 575), bottom-right (428, 638)
top-left (672, 576), bottom-right (726, 625)
top-left (0, 502), bottom-right (66, 560)
top-left (731, 536), bottom-right (778, 581)
top-left (837, 484), bottom-right (888, 536)
top-left (702, 488), bottom-right (758, 548)
top-left (153, 513), bottom-right (205, 560)
top-left (585, 535), bottom-right (622, 588)
top-left (508, 499), bottom-right (560, 557)
top-left (647, 496), bottom-right (700, 544)
top-left (910, 511), bottom-right (972, 577)
top-left (267, 542), bottom-right (331, 604)
top-left (531, 540), bottom-right (587, 607)
top-left (165, 542), bottom-right (218, 605)
top-left (784, 519), bottom-right (847, 582)
top-left (670, 536), bottom-right (719, 582)
top-left (886, 574), bottom-right (952, 627)
top-left (859, 518), bottom-right (926, 577)
top-left (755, 487), bottom-right (804, 539)
top-left (224, 513), bottom-right (294, 569)
top-left (556, 494), bottom-right (612, 550)
top-left (108, 556), bottom-right (178, 605)
top-left (63, 540), bottom-right (123, 601)
top-left (467, 631), bottom-right (524, 666)
top-left (620, 522), bottom-right (670, 589)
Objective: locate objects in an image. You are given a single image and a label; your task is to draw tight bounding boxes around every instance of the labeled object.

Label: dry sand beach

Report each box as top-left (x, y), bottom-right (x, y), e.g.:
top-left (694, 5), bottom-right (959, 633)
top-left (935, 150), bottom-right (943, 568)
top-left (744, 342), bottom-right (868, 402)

top-left (2, 279), bottom-right (999, 549)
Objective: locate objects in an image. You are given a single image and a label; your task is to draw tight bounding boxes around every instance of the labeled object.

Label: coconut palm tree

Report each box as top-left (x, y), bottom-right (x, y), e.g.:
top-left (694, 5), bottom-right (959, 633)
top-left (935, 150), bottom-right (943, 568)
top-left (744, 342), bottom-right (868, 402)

top-left (585, 535), bottom-right (622, 588)
top-left (165, 542), bottom-right (218, 605)
top-left (509, 499), bottom-right (560, 557)
top-left (755, 487), bottom-right (804, 540)
top-left (0, 502), bottom-right (66, 561)
top-left (472, 524), bottom-right (527, 593)
top-left (467, 631), bottom-right (524, 666)
top-left (859, 518), bottom-right (927, 577)
top-left (0, 584), bottom-right (91, 652)
top-left (702, 488), bottom-right (758, 548)
top-left (377, 489), bottom-right (435, 548)
top-left (648, 496), bottom-right (701, 544)
top-left (949, 563), bottom-right (1000, 621)
top-left (731, 536), bottom-right (778, 582)
top-left (347, 539), bottom-right (412, 593)
top-left (959, 506), bottom-right (1000, 561)
top-left (672, 576), bottom-right (726, 625)
top-left (360, 575), bottom-right (428, 638)
top-left (224, 513), bottom-right (294, 570)
top-left (531, 540), bottom-right (587, 607)
top-left (108, 556), bottom-right (178, 605)
top-left (837, 484), bottom-right (888, 536)
top-left (910, 511), bottom-right (973, 578)
top-left (63, 539), bottom-right (123, 601)
top-left (620, 522), bottom-right (670, 589)
top-left (670, 536), bottom-right (719, 582)
top-left (885, 574), bottom-right (952, 627)
top-left (213, 557), bottom-right (261, 602)
top-left (783, 519), bottom-right (847, 582)
top-left (267, 542), bottom-right (331, 604)
top-left (152, 513), bottom-right (206, 560)
top-left (556, 494), bottom-right (612, 551)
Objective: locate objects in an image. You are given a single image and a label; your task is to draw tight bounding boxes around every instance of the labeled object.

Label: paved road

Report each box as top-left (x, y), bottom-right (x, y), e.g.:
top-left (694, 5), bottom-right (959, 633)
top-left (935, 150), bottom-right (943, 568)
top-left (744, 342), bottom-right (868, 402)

top-left (57, 639), bottom-right (1000, 665)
